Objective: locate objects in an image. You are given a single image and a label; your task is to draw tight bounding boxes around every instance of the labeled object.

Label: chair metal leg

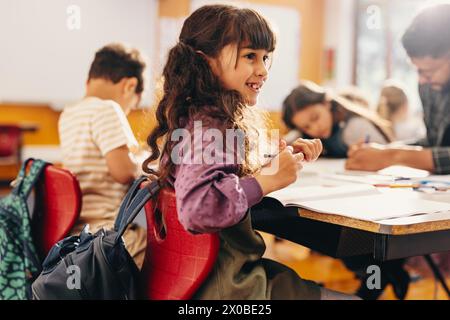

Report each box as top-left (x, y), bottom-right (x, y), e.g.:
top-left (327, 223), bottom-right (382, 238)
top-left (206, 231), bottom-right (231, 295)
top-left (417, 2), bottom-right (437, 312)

top-left (424, 254), bottom-right (450, 299)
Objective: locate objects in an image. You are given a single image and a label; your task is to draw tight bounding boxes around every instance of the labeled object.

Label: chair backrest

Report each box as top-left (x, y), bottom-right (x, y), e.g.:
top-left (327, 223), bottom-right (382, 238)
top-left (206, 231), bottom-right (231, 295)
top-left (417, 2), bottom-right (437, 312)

top-left (142, 187), bottom-right (220, 300)
top-left (0, 125), bottom-right (21, 158)
top-left (32, 164), bottom-right (82, 256)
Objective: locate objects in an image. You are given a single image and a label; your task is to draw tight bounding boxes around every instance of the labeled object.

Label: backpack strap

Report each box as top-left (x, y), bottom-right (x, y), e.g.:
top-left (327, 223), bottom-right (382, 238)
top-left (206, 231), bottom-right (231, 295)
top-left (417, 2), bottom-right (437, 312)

top-left (114, 179), bottom-right (161, 243)
top-left (12, 158), bottom-right (48, 198)
top-left (113, 176), bottom-right (149, 232)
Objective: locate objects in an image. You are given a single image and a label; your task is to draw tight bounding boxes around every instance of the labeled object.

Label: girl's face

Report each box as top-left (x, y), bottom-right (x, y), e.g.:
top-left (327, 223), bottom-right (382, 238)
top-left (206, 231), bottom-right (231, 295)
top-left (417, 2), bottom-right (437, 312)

top-left (291, 103), bottom-right (334, 139)
top-left (208, 43), bottom-right (271, 106)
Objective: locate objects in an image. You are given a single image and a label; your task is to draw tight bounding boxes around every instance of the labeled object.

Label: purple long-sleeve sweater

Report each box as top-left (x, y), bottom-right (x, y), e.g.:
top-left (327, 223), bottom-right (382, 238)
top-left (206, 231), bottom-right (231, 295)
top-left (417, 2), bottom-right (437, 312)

top-left (163, 115), bottom-right (263, 234)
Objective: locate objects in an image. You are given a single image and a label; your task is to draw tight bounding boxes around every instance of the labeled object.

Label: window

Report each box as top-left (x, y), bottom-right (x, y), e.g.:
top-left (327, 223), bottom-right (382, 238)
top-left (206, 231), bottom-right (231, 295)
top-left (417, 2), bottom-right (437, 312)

top-left (355, 0), bottom-right (430, 112)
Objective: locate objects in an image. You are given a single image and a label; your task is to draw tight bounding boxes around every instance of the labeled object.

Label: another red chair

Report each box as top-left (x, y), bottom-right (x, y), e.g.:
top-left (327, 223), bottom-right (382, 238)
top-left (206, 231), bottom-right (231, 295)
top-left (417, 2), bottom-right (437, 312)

top-left (32, 163), bottom-right (82, 256)
top-left (0, 125), bottom-right (22, 165)
top-left (142, 187), bottom-right (220, 300)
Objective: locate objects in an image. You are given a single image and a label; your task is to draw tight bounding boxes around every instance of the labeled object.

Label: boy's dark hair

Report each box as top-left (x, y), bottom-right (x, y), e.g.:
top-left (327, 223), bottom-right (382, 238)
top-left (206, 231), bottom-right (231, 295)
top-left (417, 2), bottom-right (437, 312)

top-left (88, 43), bottom-right (146, 93)
top-left (402, 4), bottom-right (450, 58)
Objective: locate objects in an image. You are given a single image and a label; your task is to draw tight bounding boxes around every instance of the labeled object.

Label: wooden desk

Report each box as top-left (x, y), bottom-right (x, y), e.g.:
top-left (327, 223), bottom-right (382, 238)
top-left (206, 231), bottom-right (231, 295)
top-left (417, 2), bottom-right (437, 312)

top-left (0, 122), bottom-right (39, 180)
top-left (19, 123), bottom-right (39, 132)
top-left (0, 122), bottom-right (39, 133)
top-left (253, 159), bottom-right (450, 262)
top-left (300, 208), bottom-right (450, 235)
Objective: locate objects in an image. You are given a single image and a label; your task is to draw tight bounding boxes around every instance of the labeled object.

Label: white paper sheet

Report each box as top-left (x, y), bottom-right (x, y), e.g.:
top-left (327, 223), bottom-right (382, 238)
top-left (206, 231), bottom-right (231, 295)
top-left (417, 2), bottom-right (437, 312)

top-left (286, 193), bottom-right (450, 222)
top-left (268, 184), bottom-right (380, 205)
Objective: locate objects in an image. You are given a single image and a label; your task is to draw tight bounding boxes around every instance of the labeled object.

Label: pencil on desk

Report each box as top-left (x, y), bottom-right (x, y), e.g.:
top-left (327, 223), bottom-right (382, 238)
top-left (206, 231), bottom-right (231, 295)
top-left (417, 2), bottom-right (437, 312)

top-left (374, 183), bottom-right (421, 188)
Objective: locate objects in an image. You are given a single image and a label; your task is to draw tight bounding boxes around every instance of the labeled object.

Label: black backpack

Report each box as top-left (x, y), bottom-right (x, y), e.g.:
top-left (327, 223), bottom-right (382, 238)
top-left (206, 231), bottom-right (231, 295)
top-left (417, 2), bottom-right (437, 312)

top-left (31, 176), bottom-right (160, 300)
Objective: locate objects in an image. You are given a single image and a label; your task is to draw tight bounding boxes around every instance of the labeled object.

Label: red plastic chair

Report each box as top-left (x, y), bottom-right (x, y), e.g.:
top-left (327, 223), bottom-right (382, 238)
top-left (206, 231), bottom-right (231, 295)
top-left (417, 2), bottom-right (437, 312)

top-left (32, 163), bottom-right (82, 256)
top-left (0, 125), bottom-right (22, 165)
top-left (141, 187), bottom-right (220, 300)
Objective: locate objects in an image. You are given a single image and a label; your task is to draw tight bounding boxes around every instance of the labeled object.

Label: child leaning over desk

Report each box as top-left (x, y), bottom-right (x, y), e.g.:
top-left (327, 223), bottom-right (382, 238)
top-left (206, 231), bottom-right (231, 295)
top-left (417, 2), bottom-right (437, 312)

top-left (142, 4), bottom-right (358, 300)
top-left (282, 80), bottom-right (394, 158)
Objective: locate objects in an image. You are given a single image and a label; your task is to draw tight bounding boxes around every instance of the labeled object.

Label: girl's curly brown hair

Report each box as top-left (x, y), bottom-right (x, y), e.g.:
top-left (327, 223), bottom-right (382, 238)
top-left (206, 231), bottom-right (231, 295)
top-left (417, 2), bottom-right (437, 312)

top-left (143, 4), bottom-right (276, 184)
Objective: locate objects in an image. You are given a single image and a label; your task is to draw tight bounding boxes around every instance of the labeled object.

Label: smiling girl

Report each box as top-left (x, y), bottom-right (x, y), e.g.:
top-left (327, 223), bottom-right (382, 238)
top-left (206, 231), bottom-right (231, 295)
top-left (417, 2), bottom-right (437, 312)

top-left (143, 5), bottom-right (357, 300)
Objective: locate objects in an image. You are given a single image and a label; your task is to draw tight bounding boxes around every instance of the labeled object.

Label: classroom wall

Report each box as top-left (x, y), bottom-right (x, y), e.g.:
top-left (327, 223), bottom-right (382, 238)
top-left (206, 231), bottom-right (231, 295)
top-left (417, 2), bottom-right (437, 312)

top-left (0, 0), bottom-right (158, 109)
top-left (0, 0), bottom-right (325, 178)
top-left (253, 0), bottom-right (325, 83)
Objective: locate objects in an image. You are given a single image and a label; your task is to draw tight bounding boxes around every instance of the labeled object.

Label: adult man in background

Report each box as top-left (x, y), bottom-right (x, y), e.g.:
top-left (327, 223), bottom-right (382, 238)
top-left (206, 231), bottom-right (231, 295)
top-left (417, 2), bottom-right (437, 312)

top-left (347, 4), bottom-right (450, 175)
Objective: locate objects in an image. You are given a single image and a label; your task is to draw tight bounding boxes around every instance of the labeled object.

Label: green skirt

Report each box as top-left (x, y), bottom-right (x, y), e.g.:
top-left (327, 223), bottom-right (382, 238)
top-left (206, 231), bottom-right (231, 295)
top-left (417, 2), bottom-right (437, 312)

top-left (193, 211), bottom-right (321, 300)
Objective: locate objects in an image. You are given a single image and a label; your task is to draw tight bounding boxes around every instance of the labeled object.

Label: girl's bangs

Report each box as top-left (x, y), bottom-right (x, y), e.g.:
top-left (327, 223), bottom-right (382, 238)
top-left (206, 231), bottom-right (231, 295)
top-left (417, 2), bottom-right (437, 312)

top-left (236, 9), bottom-right (276, 52)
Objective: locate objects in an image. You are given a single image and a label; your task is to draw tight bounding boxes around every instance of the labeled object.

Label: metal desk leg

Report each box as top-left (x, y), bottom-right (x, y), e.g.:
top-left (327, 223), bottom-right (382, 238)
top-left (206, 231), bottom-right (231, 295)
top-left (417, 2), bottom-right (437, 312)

top-left (424, 254), bottom-right (450, 299)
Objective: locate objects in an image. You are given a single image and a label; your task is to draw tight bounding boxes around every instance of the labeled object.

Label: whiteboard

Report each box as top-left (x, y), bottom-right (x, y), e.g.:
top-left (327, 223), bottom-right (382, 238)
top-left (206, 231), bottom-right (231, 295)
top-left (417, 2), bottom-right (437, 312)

top-left (0, 0), bottom-right (158, 109)
top-left (190, 0), bottom-right (301, 111)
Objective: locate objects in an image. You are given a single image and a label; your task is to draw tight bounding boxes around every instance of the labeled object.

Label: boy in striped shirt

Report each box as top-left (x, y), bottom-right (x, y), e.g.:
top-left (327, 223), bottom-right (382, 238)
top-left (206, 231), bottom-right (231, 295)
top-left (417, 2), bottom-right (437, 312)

top-left (59, 43), bottom-right (147, 267)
